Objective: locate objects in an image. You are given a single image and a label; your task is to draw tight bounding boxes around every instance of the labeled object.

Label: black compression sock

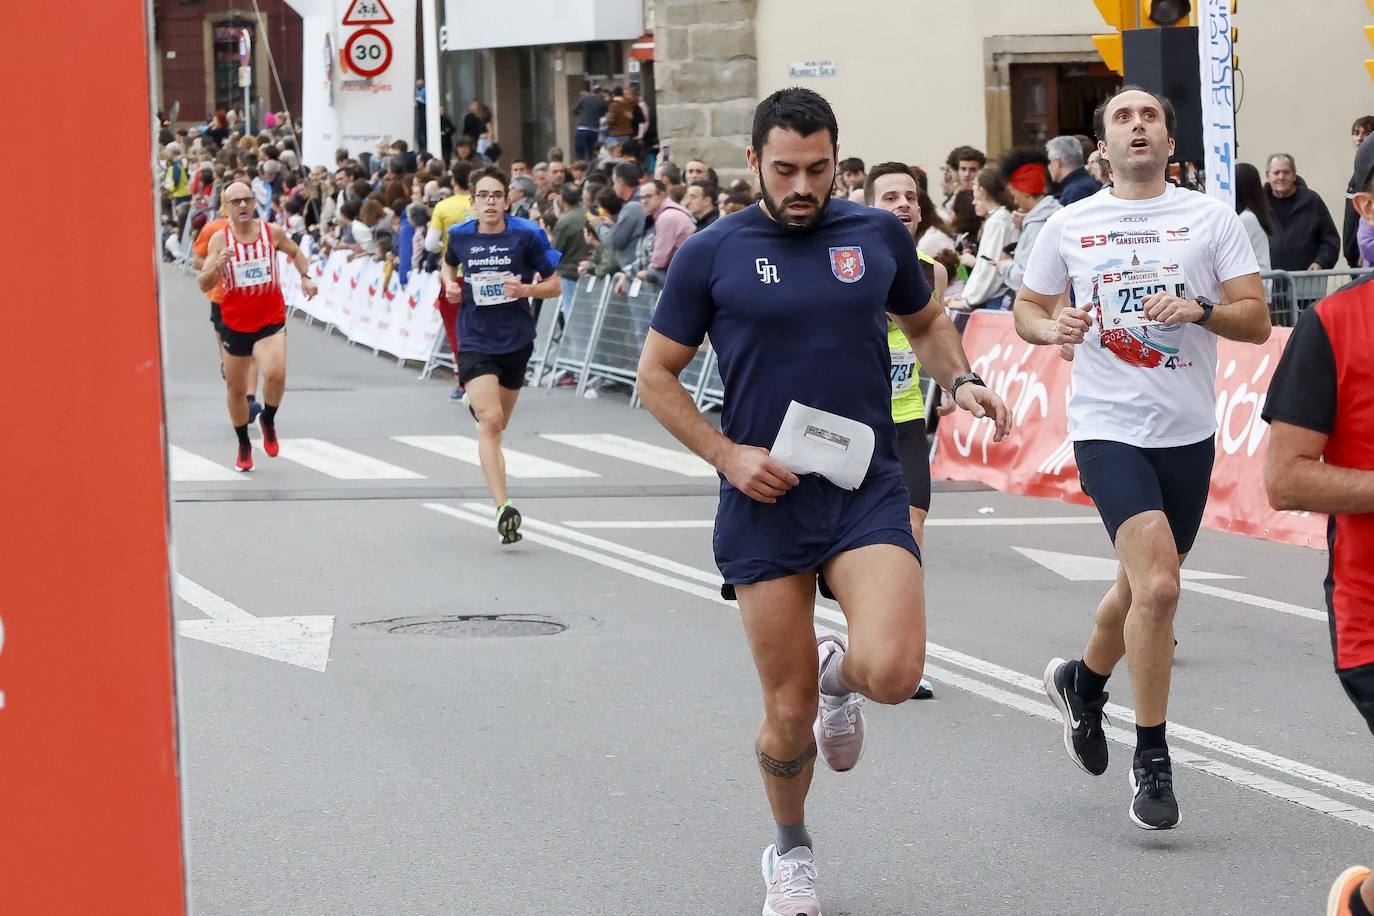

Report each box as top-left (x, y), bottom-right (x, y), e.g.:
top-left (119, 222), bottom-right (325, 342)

top-left (1073, 660), bottom-right (1110, 701)
top-left (1351, 886), bottom-right (1373, 916)
top-left (234, 424), bottom-right (250, 446)
top-left (262, 404), bottom-right (279, 424)
top-left (1135, 722), bottom-right (1168, 761)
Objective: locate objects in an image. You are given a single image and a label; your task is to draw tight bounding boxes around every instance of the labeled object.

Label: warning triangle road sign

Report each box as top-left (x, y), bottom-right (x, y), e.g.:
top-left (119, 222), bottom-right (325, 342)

top-left (342, 0), bottom-right (393, 26)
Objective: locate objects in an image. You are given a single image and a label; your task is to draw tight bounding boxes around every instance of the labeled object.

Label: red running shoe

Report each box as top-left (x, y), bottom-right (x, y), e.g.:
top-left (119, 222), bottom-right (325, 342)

top-left (236, 441), bottom-right (254, 471)
top-left (260, 417), bottom-right (279, 457)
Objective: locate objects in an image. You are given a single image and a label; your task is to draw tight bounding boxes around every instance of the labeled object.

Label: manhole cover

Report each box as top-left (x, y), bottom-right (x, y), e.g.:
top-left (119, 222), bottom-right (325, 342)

top-left (357, 614), bottom-right (567, 637)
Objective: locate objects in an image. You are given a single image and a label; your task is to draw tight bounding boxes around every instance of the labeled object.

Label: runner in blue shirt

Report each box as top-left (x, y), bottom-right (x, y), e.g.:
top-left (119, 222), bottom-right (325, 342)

top-left (441, 167), bottom-right (561, 544)
top-left (637, 88), bottom-right (1011, 915)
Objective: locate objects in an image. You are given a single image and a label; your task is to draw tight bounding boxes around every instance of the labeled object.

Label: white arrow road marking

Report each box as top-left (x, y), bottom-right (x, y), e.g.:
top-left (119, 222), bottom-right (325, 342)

top-left (174, 575), bottom-right (335, 672)
top-left (1013, 546), bottom-right (1324, 621)
top-left (424, 503), bottom-right (1374, 831)
top-left (1013, 546), bottom-right (1241, 582)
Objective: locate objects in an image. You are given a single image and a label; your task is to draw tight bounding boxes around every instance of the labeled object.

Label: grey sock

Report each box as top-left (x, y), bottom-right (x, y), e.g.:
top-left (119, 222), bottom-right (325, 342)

top-left (818, 647), bottom-right (850, 698)
top-left (776, 819), bottom-right (812, 854)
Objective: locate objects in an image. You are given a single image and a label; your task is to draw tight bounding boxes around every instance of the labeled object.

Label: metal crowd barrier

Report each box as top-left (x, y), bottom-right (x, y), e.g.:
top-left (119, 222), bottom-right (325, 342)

top-left (1262, 268), bottom-right (1373, 326)
top-left (538, 272), bottom-right (723, 411)
top-left (547, 274), bottom-right (612, 388)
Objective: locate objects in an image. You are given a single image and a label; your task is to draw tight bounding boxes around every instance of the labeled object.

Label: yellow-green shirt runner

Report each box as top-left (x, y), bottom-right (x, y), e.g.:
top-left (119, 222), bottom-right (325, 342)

top-left (889, 250), bottom-right (936, 423)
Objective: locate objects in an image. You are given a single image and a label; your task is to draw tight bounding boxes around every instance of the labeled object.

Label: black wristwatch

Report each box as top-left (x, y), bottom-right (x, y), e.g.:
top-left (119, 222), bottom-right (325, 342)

top-left (1193, 296), bottom-right (1216, 325)
top-left (950, 372), bottom-right (986, 398)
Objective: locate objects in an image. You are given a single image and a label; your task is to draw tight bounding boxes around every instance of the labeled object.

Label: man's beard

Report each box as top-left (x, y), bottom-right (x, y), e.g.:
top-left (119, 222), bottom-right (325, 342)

top-left (759, 183), bottom-right (831, 232)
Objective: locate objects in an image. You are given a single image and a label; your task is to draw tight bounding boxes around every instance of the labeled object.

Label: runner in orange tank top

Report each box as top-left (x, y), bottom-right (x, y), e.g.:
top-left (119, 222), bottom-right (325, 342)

top-left (198, 181), bottom-right (317, 471)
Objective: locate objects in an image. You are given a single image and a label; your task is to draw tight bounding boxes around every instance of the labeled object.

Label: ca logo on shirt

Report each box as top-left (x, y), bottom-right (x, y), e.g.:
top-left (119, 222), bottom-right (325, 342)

top-left (755, 257), bottom-right (780, 284)
top-left (829, 246), bottom-right (865, 283)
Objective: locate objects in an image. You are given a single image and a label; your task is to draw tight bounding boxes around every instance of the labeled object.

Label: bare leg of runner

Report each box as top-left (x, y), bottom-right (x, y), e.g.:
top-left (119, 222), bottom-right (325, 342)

top-left (1114, 512), bottom-right (1181, 730)
top-left (466, 374), bottom-right (510, 506)
top-left (252, 333), bottom-right (286, 408)
top-left (820, 544), bottom-right (926, 705)
top-left (738, 573), bottom-right (823, 828)
top-left (223, 354), bottom-right (253, 427)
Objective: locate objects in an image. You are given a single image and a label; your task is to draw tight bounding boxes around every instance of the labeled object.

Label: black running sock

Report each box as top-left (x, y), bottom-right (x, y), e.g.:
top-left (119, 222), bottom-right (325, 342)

top-left (1073, 659), bottom-right (1110, 701)
top-left (246, 394), bottom-right (257, 406)
top-left (262, 404), bottom-right (279, 424)
top-left (234, 424), bottom-right (250, 446)
top-left (775, 819), bottom-right (812, 855)
top-left (1351, 886), bottom-right (1373, 916)
top-left (1135, 722), bottom-right (1168, 762)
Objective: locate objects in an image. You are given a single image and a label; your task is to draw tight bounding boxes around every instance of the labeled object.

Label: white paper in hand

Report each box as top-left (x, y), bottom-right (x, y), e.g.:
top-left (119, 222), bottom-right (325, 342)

top-left (769, 401), bottom-right (875, 491)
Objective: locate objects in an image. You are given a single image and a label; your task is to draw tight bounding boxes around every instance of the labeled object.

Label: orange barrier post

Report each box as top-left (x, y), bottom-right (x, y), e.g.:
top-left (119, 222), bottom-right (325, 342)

top-left (0, 2), bottom-right (187, 913)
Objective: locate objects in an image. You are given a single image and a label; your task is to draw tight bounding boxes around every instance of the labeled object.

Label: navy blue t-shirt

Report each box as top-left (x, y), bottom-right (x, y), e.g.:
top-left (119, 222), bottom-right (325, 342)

top-left (651, 198), bottom-right (932, 487)
top-left (444, 216), bottom-right (561, 354)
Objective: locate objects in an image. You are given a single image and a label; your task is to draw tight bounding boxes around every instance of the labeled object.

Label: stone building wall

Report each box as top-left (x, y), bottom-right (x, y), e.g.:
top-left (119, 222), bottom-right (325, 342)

top-left (654, 0), bottom-right (759, 185)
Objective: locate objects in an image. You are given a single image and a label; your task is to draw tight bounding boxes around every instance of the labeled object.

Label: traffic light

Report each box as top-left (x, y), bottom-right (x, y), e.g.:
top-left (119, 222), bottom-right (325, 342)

top-left (1142, 0), bottom-right (1193, 27)
top-left (1091, 0), bottom-right (1132, 75)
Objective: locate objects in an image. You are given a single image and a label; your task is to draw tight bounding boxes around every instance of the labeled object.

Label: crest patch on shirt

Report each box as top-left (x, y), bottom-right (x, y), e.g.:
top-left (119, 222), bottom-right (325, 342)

top-left (829, 246), bottom-right (865, 283)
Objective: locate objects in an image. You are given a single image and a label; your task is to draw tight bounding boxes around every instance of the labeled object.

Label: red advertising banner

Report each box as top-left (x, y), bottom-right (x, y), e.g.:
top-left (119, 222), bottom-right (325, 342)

top-left (0, 1), bottom-right (187, 913)
top-left (931, 312), bottom-right (1326, 549)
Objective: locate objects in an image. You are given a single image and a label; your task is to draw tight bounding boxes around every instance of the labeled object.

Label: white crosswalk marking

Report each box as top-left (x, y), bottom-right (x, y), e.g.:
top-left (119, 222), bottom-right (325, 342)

top-left (276, 438), bottom-right (426, 480)
top-left (539, 433), bottom-right (716, 477)
top-left (170, 445), bottom-right (243, 481)
top-left (392, 435), bottom-right (599, 478)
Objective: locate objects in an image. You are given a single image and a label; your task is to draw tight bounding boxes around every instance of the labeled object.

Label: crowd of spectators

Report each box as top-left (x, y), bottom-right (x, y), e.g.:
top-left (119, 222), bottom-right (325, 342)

top-left (156, 94), bottom-right (1374, 358)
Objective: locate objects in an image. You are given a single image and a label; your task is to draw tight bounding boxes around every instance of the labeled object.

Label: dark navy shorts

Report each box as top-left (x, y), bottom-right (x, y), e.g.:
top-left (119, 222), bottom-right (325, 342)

top-left (1073, 436), bottom-right (1215, 554)
top-left (716, 473), bottom-right (920, 598)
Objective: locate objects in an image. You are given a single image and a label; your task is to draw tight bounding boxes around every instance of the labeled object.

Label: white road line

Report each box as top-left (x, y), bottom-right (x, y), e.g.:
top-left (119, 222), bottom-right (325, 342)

top-left (276, 438), bottom-right (426, 480)
top-left (459, 503), bottom-right (719, 586)
top-left (425, 503), bottom-right (1374, 827)
top-left (539, 433), bottom-right (717, 477)
top-left (395, 435), bottom-right (599, 479)
top-left (175, 574), bottom-right (254, 622)
top-left (1180, 580), bottom-right (1326, 622)
top-left (427, 504), bottom-right (728, 604)
top-left (559, 516), bottom-right (1103, 530)
top-left (169, 445), bottom-right (243, 482)
top-left (905, 640), bottom-right (1374, 809)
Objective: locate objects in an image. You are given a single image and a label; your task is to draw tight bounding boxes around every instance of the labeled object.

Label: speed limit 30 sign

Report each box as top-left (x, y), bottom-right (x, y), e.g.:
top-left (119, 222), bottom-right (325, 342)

top-left (344, 28), bottom-right (392, 78)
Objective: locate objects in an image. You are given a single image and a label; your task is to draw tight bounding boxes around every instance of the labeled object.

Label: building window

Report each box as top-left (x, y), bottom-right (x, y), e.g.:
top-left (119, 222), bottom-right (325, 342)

top-left (211, 19), bottom-right (256, 114)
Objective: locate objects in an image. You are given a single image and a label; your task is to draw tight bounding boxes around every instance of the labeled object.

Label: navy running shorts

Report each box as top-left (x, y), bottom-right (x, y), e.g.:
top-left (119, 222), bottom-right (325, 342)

top-left (894, 418), bottom-right (932, 512)
top-left (1073, 436), bottom-right (1215, 554)
top-left (715, 473), bottom-right (920, 597)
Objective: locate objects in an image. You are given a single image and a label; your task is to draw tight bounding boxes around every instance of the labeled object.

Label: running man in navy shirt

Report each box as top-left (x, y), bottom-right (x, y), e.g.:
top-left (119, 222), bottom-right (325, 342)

top-left (637, 88), bottom-right (1011, 915)
top-left (441, 167), bottom-right (561, 544)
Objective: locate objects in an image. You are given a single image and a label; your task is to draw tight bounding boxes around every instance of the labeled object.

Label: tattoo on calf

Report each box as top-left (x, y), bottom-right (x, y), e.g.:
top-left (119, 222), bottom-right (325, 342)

top-left (756, 741), bottom-right (818, 779)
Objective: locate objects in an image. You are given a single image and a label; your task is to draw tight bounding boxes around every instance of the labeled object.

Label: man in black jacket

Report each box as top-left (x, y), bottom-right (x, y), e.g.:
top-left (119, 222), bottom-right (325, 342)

top-left (1266, 153), bottom-right (1340, 272)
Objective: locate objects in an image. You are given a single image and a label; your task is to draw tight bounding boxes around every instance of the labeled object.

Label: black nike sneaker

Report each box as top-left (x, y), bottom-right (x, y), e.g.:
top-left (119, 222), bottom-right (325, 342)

top-left (1129, 749), bottom-right (1180, 830)
top-left (1043, 657), bottom-right (1110, 776)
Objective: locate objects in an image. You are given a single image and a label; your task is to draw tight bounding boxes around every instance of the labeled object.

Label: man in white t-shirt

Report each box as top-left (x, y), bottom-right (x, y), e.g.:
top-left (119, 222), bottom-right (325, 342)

top-left (1013, 86), bottom-right (1270, 832)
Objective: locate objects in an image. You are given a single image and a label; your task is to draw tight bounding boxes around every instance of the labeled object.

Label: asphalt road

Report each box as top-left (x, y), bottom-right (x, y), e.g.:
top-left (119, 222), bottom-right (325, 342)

top-left (162, 265), bottom-right (1364, 915)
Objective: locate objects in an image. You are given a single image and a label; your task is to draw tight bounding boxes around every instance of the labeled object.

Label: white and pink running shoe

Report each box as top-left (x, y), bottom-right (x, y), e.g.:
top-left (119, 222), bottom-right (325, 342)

top-left (813, 635), bottom-right (865, 772)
